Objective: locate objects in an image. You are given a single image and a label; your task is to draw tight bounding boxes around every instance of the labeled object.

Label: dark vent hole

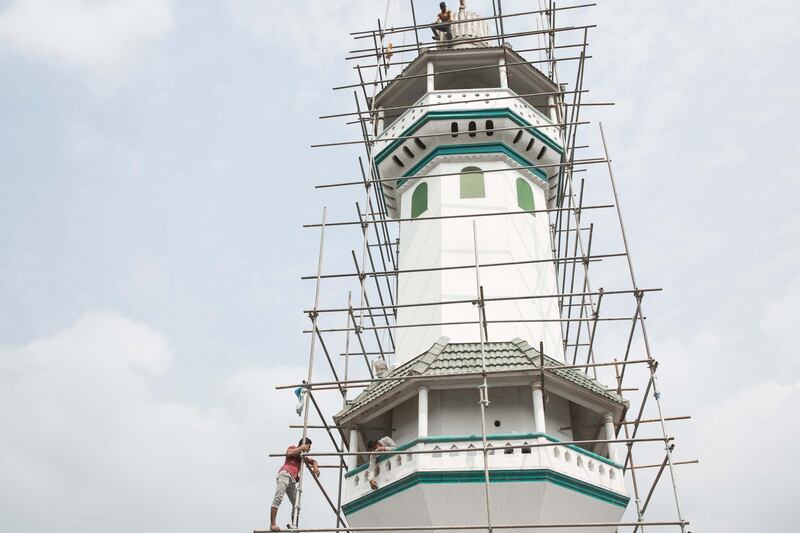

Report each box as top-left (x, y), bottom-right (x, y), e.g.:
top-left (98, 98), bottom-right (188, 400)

top-left (451, 122), bottom-right (459, 137)
top-left (485, 120), bottom-right (494, 136)
top-left (414, 138), bottom-right (427, 149)
top-left (526, 138), bottom-right (535, 152)
top-left (513, 130), bottom-right (523, 144)
top-left (468, 121), bottom-right (477, 137)
top-left (403, 146), bottom-right (415, 158)
top-left (392, 155), bottom-right (405, 167)
top-left (537, 146), bottom-right (547, 160)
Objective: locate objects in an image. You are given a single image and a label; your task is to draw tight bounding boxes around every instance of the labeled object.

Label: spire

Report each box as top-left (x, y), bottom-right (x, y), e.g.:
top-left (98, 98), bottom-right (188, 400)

top-left (449, 1), bottom-right (490, 48)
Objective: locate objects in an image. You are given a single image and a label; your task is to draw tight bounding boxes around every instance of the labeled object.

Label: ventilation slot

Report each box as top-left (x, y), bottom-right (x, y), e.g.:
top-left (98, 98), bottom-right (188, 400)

top-left (537, 146), bottom-right (547, 160)
top-left (485, 120), bottom-right (494, 136)
top-left (414, 138), bottom-right (427, 149)
top-left (451, 122), bottom-right (459, 137)
top-left (403, 146), bottom-right (415, 158)
top-left (392, 155), bottom-right (405, 167)
top-left (513, 130), bottom-right (523, 144)
top-left (526, 138), bottom-right (535, 152)
top-left (468, 121), bottom-right (477, 137)
top-left (521, 442), bottom-right (532, 454)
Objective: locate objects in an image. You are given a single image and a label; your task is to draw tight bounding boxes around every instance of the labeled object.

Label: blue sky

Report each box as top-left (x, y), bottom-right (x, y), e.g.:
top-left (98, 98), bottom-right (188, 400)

top-left (1, 1), bottom-right (798, 532)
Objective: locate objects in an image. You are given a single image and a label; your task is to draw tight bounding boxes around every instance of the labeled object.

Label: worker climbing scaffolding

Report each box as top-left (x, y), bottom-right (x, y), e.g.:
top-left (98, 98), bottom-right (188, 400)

top-left (269, 437), bottom-right (320, 532)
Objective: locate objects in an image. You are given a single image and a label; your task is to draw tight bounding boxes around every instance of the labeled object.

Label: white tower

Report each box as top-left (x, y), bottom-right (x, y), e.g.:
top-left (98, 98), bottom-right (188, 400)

top-left (335, 6), bottom-right (630, 532)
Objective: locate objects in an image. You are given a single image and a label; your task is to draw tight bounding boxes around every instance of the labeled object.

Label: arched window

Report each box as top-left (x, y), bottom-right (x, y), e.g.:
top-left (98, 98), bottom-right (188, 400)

top-left (411, 182), bottom-right (428, 218)
top-left (516, 177), bottom-right (535, 214)
top-left (460, 166), bottom-right (485, 199)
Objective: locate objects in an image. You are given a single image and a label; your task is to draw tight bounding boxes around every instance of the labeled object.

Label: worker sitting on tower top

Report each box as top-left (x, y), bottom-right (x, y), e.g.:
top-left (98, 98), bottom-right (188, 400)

top-left (367, 436), bottom-right (397, 490)
top-left (270, 437), bottom-right (320, 532)
top-left (432, 2), bottom-right (454, 41)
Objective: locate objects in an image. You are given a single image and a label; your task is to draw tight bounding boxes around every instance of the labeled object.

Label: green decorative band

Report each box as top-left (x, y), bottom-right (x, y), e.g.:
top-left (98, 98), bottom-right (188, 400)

top-left (374, 108), bottom-right (563, 167)
top-left (396, 142), bottom-right (546, 188)
top-left (344, 433), bottom-right (622, 479)
top-left (342, 469), bottom-right (630, 515)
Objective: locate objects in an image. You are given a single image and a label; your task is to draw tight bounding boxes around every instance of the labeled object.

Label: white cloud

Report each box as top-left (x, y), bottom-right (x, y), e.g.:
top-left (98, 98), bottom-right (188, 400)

top-left (0, 0), bottom-right (173, 74)
top-left (682, 380), bottom-right (800, 532)
top-left (228, 0), bottom-right (377, 66)
top-left (0, 312), bottom-right (329, 532)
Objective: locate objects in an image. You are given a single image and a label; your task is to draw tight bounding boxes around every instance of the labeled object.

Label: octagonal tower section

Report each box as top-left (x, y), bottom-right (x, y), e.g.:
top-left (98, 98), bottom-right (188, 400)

top-left (334, 339), bottom-right (630, 532)
top-left (372, 45), bottom-right (566, 366)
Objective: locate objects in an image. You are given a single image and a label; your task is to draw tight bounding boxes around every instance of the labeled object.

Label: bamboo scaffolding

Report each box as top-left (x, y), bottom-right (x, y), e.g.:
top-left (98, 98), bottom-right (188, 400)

top-left (346, 24), bottom-right (597, 61)
top-left (264, 5), bottom-right (692, 532)
top-left (275, 358), bottom-right (653, 392)
top-left (336, 54), bottom-right (592, 91)
top-left (255, 521), bottom-right (688, 533)
top-left (301, 251), bottom-right (626, 280)
top-left (315, 157), bottom-right (606, 190)
top-left (304, 203), bottom-right (613, 228)
top-left (350, 3), bottom-right (596, 39)
top-left (320, 88), bottom-right (585, 120)
top-left (268, 437), bottom-right (674, 460)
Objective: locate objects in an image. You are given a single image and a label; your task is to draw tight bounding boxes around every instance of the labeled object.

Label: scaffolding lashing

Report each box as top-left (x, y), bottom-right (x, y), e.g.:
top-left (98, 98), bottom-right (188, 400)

top-left (263, 2), bottom-right (694, 532)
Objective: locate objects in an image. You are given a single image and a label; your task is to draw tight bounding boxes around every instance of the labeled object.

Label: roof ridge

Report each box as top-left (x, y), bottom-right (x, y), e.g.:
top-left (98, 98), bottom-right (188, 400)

top-left (410, 336), bottom-right (450, 374)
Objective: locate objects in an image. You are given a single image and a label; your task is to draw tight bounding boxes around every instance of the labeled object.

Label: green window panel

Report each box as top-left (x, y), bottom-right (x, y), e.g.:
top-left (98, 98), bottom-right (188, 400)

top-left (516, 177), bottom-right (535, 214)
top-left (460, 166), bottom-right (485, 199)
top-left (411, 182), bottom-right (428, 218)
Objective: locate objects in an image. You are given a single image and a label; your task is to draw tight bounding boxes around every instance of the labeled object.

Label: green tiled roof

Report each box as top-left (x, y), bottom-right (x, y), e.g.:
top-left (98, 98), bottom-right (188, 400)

top-left (335, 337), bottom-right (625, 421)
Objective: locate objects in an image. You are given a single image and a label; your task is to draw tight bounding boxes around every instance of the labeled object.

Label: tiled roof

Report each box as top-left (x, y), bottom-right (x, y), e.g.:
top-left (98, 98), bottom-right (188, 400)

top-left (335, 337), bottom-right (625, 421)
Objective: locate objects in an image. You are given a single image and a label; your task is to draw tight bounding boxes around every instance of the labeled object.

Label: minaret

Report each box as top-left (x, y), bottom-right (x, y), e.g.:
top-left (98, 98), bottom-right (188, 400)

top-left (335, 5), bottom-right (629, 532)
top-left (373, 7), bottom-right (565, 365)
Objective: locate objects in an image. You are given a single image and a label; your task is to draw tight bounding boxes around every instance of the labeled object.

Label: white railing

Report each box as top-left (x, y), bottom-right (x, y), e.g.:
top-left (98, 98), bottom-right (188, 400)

top-left (344, 435), bottom-right (626, 504)
top-left (376, 88), bottom-right (562, 155)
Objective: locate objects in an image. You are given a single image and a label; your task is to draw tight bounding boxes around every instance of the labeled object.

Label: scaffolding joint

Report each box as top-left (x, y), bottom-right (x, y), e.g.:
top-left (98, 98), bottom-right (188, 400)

top-left (478, 383), bottom-right (491, 407)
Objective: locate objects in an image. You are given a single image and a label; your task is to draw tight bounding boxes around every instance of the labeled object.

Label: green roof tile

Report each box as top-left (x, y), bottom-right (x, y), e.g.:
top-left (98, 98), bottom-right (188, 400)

top-left (335, 337), bottom-right (625, 421)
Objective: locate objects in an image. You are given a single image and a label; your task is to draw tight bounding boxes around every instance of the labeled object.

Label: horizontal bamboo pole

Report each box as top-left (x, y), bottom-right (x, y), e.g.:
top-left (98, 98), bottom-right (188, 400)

top-left (267, 436), bottom-right (673, 459)
top-left (256, 521), bottom-right (687, 533)
top-left (275, 358), bottom-right (653, 391)
top-left (349, 3), bottom-right (596, 38)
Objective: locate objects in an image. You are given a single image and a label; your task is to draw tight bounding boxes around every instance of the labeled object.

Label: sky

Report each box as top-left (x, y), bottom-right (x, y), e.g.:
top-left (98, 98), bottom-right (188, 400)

top-left (0, 1), bottom-right (798, 532)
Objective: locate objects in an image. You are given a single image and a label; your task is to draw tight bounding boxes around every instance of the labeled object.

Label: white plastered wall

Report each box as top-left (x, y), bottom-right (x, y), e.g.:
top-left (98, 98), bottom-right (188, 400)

top-left (395, 156), bottom-right (565, 366)
top-left (391, 394), bottom-right (418, 444)
top-left (391, 386), bottom-right (571, 441)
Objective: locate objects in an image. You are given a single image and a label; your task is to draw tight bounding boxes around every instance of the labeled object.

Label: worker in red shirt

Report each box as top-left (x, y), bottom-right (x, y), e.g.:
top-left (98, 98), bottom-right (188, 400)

top-left (270, 437), bottom-right (320, 532)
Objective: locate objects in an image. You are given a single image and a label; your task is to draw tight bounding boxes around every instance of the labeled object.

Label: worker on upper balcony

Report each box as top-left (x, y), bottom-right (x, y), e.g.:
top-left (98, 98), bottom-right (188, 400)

top-left (367, 436), bottom-right (397, 490)
top-left (270, 437), bottom-right (320, 532)
top-left (432, 2), bottom-right (454, 41)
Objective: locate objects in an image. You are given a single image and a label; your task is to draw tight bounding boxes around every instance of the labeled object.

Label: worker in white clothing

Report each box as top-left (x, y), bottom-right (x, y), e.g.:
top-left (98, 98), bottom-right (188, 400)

top-left (366, 436), bottom-right (397, 490)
